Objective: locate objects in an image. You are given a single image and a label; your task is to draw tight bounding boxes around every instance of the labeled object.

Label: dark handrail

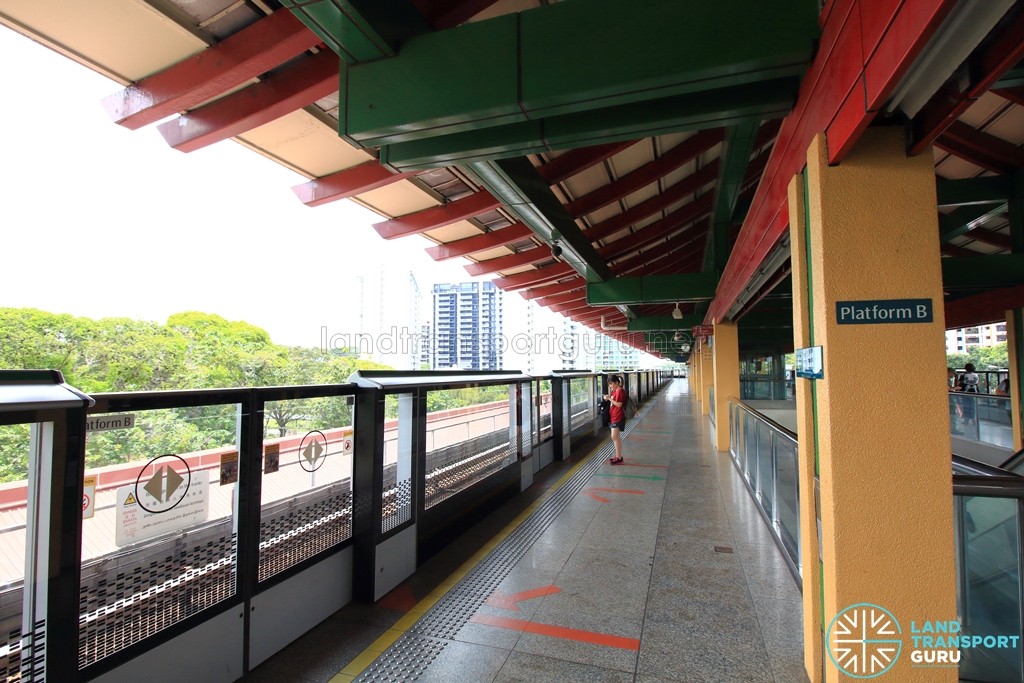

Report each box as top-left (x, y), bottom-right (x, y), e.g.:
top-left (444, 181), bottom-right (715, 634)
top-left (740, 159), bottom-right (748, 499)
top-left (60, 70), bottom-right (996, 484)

top-left (953, 454), bottom-right (1018, 477)
top-left (953, 474), bottom-right (1024, 498)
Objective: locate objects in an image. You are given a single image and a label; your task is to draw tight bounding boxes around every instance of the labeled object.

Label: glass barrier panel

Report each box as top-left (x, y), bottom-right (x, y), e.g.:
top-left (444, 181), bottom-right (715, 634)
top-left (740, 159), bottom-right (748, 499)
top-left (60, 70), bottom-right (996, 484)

top-left (0, 423), bottom-right (30, 681)
top-left (79, 404), bottom-right (240, 669)
top-left (956, 495), bottom-right (1023, 682)
top-left (709, 386), bottom-right (715, 425)
top-left (537, 380), bottom-right (552, 445)
top-left (424, 386), bottom-right (515, 509)
top-left (952, 394), bottom-right (1014, 449)
top-left (258, 395), bottom-right (354, 583)
top-left (757, 423), bottom-right (773, 508)
top-left (743, 412), bottom-right (757, 484)
top-left (775, 437), bottom-right (800, 562)
top-left (569, 377), bottom-right (593, 432)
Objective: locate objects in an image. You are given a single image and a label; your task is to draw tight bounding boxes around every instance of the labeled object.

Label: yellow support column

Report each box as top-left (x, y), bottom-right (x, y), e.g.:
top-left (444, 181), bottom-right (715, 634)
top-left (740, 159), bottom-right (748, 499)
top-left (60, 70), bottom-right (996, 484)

top-left (700, 340), bottom-right (713, 416)
top-left (691, 344), bottom-right (703, 402)
top-left (797, 129), bottom-right (956, 682)
top-left (788, 170), bottom-right (823, 682)
top-left (1008, 309), bottom-right (1023, 450)
top-left (711, 320), bottom-right (739, 452)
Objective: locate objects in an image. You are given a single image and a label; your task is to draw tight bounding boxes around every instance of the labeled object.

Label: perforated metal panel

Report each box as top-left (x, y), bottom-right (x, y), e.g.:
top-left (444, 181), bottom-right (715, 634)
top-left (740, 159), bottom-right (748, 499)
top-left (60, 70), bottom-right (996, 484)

top-left (78, 529), bottom-right (237, 668)
top-left (259, 488), bottom-right (353, 582)
top-left (382, 479), bottom-right (412, 533)
top-left (355, 397), bottom-right (657, 681)
top-left (425, 430), bottom-right (512, 509)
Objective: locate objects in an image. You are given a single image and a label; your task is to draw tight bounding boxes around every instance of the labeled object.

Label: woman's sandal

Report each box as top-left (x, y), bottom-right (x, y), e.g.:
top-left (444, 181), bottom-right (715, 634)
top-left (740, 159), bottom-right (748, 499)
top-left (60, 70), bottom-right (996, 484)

top-left (609, 457), bottom-right (624, 465)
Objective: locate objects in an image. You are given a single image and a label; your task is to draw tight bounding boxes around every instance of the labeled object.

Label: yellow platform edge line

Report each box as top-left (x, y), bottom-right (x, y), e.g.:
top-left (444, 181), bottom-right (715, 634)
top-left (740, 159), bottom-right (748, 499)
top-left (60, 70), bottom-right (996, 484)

top-left (335, 437), bottom-right (611, 679)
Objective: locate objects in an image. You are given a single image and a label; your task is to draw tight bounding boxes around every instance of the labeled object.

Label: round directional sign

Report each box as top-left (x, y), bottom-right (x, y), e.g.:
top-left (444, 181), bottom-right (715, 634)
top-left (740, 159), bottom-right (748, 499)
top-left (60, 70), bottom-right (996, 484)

top-left (298, 430), bottom-right (329, 472)
top-left (134, 454), bottom-right (192, 514)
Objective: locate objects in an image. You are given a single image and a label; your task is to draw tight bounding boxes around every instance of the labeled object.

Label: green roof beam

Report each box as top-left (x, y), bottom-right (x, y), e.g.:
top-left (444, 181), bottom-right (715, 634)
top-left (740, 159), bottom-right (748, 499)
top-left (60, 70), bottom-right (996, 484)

top-left (282, 0), bottom-right (429, 64)
top-left (704, 120), bottom-right (762, 270)
top-left (380, 78), bottom-right (796, 170)
top-left (942, 255), bottom-right (1024, 288)
top-left (939, 203), bottom-right (1008, 242)
top-left (628, 315), bottom-right (703, 332)
top-left (341, 0), bottom-right (818, 146)
top-left (588, 273), bottom-right (720, 306)
top-left (936, 176), bottom-right (1013, 207)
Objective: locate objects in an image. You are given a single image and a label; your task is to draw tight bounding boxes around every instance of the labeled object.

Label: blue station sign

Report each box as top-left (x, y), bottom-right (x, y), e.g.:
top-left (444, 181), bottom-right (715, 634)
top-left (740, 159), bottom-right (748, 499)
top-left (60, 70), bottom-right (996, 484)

top-left (836, 299), bottom-right (933, 325)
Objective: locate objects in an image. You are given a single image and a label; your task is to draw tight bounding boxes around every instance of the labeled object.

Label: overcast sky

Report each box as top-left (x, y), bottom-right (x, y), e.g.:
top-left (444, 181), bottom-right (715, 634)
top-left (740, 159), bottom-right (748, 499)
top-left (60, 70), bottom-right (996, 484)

top-left (0, 26), bottom-right (475, 348)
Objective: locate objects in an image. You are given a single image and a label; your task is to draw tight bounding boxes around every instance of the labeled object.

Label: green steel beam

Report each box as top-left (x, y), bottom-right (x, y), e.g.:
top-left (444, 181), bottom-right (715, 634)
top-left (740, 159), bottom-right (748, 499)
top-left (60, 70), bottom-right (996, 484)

top-left (628, 315), bottom-right (702, 332)
top-left (379, 78), bottom-right (797, 170)
top-left (1012, 171), bottom-right (1024, 254)
top-left (936, 176), bottom-right (1013, 207)
top-left (465, 157), bottom-right (612, 283)
top-left (282, 0), bottom-right (429, 63)
top-left (939, 203), bottom-right (1008, 242)
top-left (737, 310), bottom-right (794, 328)
top-left (587, 273), bottom-right (721, 306)
top-left (340, 0), bottom-right (818, 146)
top-left (704, 121), bottom-right (762, 270)
top-left (942, 255), bottom-right (1024, 288)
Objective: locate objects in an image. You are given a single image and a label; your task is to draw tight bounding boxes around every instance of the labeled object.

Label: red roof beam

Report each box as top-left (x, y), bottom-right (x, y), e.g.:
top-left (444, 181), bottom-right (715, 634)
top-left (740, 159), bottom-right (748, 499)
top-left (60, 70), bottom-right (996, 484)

top-left (966, 228), bottom-right (1013, 250)
top-left (597, 196), bottom-right (714, 259)
top-left (945, 284), bottom-right (1024, 329)
top-left (940, 244), bottom-right (977, 258)
top-left (911, 9), bottom-right (1024, 154)
top-left (464, 245), bottom-right (547, 276)
top-left (374, 191), bottom-right (500, 240)
top-left (158, 51), bottom-right (339, 152)
top-left (293, 162), bottom-right (416, 207)
top-left (585, 161), bottom-right (720, 243)
top-left (535, 290), bottom-right (586, 307)
top-left (537, 140), bottom-right (638, 185)
top-left (103, 11), bottom-right (319, 130)
top-left (549, 299), bottom-right (592, 314)
top-left (519, 277), bottom-right (584, 300)
top-left (935, 121), bottom-right (1024, 174)
top-left (994, 86), bottom-right (1024, 107)
top-left (609, 218), bottom-right (711, 266)
top-left (565, 129), bottom-right (725, 218)
top-left (493, 263), bottom-right (576, 291)
top-left (425, 223), bottom-right (532, 261)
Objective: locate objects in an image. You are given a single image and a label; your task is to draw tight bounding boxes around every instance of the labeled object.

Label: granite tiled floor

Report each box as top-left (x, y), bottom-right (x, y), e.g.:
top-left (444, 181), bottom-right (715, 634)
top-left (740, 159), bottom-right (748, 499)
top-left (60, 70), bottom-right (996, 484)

top-left (242, 379), bottom-right (806, 683)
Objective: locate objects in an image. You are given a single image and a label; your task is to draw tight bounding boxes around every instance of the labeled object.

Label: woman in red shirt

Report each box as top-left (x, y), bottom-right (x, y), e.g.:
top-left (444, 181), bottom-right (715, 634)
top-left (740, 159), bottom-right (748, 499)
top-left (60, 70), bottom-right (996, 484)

top-left (604, 375), bottom-right (627, 464)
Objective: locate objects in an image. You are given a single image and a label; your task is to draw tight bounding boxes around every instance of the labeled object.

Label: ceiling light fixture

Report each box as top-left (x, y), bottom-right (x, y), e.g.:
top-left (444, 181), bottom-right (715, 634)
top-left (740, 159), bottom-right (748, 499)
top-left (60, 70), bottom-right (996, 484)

top-left (671, 303), bottom-right (683, 320)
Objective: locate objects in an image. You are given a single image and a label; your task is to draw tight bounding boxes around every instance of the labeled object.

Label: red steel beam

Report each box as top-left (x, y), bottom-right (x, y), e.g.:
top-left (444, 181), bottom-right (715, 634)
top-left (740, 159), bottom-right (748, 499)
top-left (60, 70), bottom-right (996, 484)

top-left (565, 129), bottom-right (724, 218)
top-left (994, 87), bottom-right (1024, 107)
top-left (598, 196), bottom-right (714, 260)
top-left (965, 228), bottom-right (1013, 251)
top-left (158, 51), bottom-right (339, 152)
top-left (939, 244), bottom-right (977, 258)
top-left (464, 246), bottom-right (547, 276)
top-left (935, 120), bottom-right (1024, 175)
top-left (293, 162), bottom-right (416, 207)
top-left (549, 299), bottom-right (592, 315)
top-left (537, 140), bottom-right (638, 185)
top-left (911, 9), bottom-right (1024, 154)
top-left (519, 277), bottom-right (584, 300)
top-left (536, 291), bottom-right (586, 307)
top-left (425, 223), bottom-right (532, 261)
top-left (374, 191), bottom-right (500, 240)
top-left (708, 0), bottom-right (959, 324)
top-left (103, 11), bottom-right (319, 130)
top-left (586, 162), bottom-right (720, 243)
top-left (493, 263), bottom-right (575, 291)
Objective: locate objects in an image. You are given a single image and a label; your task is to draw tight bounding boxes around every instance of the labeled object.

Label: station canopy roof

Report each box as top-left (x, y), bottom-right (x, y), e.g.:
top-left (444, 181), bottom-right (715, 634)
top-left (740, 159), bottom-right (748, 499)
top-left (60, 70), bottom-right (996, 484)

top-left (3, 0), bottom-right (1023, 361)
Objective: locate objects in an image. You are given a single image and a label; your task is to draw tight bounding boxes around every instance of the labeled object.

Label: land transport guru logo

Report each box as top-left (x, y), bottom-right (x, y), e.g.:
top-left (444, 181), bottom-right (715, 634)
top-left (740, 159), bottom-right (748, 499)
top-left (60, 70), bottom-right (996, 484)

top-left (826, 602), bottom-right (1020, 678)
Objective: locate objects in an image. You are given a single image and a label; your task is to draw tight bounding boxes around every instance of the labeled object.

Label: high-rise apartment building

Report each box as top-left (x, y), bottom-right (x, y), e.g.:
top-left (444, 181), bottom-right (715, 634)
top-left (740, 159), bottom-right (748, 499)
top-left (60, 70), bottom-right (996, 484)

top-left (946, 322), bottom-right (1007, 355)
top-left (431, 281), bottom-right (503, 370)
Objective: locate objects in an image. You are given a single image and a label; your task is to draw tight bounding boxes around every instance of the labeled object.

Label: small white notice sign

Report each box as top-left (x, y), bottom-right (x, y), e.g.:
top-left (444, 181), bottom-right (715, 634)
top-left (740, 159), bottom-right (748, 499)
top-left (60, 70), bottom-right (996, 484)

top-left (116, 469), bottom-right (209, 547)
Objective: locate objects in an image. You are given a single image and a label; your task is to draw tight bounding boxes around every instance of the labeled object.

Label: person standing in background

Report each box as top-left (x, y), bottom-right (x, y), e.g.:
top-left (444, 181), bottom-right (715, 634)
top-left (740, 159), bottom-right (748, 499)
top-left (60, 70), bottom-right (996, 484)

top-left (604, 375), bottom-right (627, 464)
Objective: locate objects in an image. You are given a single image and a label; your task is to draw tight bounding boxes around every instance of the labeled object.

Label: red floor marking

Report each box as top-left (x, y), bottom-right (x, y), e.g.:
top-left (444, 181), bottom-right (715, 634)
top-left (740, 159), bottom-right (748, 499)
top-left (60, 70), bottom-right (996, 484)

top-left (586, 487), bottom-right (644, 494)
top-left (485, 585), bottom-right (561, 611)
top-left (581, 490), bottom-right (610, 503)
top-left (378, 583), bottom-right (418, 612)
top-left (470, 614), bottom-right (640, 651)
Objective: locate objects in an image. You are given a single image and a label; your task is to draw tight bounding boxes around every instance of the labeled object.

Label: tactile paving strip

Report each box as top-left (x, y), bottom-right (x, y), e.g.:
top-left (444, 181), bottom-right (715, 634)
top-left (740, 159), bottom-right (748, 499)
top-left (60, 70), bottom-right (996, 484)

top-left (355, 395), bottom-right (661, 682)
